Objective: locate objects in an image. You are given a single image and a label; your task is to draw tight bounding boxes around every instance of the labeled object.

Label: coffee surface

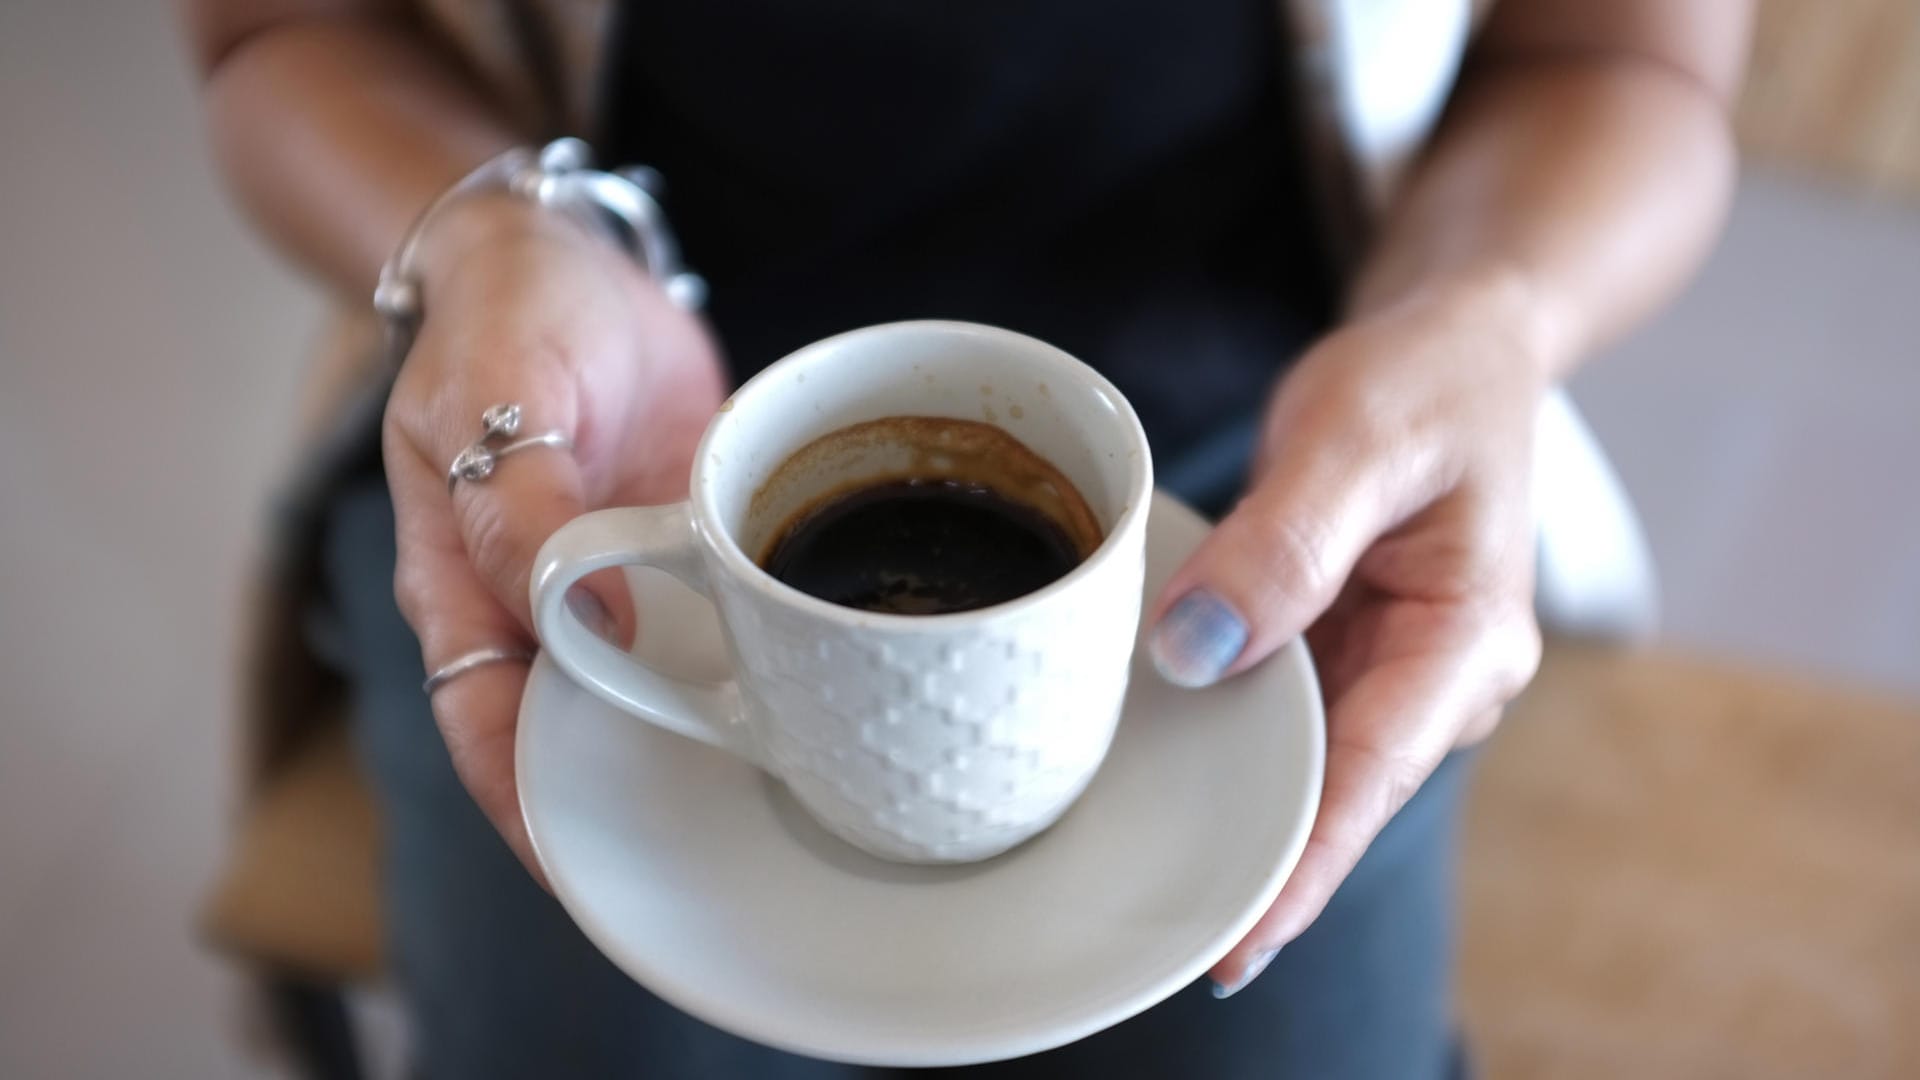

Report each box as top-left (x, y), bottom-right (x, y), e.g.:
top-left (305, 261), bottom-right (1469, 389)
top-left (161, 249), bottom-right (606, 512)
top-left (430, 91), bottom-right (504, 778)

top-left (762, 478), bottom-right (1083, 615)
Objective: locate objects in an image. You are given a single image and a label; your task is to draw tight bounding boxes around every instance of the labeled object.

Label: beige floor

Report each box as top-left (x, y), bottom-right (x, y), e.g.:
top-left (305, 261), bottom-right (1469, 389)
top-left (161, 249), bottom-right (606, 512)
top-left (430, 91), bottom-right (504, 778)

top-left (0, 2), bottom-right (1916, 1077)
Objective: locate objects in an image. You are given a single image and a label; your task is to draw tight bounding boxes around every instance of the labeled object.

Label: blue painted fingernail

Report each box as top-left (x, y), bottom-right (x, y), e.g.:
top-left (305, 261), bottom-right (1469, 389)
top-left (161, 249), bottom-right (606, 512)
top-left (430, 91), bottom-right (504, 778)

top-left (1211, 946), bottom-right (1280, 1000)
top-left (1150, 589), bottom-right (1248, 688)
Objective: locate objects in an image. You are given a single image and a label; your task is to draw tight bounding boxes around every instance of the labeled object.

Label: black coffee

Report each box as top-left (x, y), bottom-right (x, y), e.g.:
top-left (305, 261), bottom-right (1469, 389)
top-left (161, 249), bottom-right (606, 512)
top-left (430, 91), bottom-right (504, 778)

top-left (761, 478), bottom-right (1083, 615)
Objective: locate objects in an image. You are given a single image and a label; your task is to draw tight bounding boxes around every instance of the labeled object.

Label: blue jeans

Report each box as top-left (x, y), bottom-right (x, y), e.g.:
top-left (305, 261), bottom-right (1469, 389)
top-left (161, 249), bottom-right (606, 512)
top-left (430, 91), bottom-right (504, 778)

top-left (321, 471), bottom-right (1469, 1079)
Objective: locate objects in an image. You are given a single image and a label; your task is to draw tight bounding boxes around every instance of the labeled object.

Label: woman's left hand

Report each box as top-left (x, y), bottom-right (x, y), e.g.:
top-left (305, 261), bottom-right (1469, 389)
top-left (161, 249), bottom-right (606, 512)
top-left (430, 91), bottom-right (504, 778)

top-left (1147, 271), bottom-right (1549, 997)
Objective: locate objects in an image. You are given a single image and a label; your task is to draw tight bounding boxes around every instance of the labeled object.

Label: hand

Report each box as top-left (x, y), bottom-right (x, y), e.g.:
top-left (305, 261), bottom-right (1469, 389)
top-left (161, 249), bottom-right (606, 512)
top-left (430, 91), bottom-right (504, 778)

top-left (1146, 272), bottom-right (1547, 996)
top-left (383, 198), bottom-right (727, 877)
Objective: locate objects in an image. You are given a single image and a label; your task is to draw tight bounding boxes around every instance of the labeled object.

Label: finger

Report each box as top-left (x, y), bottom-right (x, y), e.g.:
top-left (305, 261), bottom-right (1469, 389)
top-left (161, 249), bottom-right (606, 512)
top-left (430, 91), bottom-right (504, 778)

top-left (438, 425), bottom-right (583, 629)
top-left (1147, 436), bottom-right (1402, 688)
top-left (1207, 609), bottom-right (1538, 997)
top-left (391, 484), bottom-right (548, 881)
top-left (389, 422), bottom-right (628, 884)
top-left (1207, 649), bottom-right (1461, 998)
top-left (386, 327), bottom-right (633, 638)
top-left (1303, 580), bottom-right (1372, 704)
top-left (432, 653), bottom-right (547, 887)
top-left (395, 430), bottom-right (636, 643)
top-left (1457, 705), bottom-right (1505, 748)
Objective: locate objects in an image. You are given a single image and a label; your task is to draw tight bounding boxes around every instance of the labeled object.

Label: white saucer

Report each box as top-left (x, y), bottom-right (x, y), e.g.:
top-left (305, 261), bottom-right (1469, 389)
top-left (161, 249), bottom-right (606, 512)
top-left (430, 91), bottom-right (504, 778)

top-left (517, 491), bottom-right (1324, 1067)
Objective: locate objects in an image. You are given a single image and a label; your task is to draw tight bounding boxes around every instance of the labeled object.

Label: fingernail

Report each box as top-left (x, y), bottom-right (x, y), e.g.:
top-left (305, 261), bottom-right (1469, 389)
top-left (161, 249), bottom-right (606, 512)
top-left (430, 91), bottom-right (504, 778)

top-left (1211, 947), bottom-right (1280, 1000)
top-left (1150, 589), bottom-right (1248, 688)
top-left (566, 588), bottom-right (615, 641)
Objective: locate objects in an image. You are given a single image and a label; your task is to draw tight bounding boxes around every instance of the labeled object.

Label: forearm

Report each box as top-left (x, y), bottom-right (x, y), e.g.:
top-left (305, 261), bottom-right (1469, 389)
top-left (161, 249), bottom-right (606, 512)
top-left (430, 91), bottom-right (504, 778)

top-left (1349, 7), bottom-right (1748, 380)
top-left (192, 12), bottom-right (520, 299)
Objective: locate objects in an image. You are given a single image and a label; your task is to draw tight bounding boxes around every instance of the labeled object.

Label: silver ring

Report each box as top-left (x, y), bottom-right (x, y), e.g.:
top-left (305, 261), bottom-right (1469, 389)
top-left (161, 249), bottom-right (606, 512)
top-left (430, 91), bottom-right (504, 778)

top-left (423, 646), bottom-right (535, 695)
top-left (480, 402), bottom-right (523, 440)
top-left (447, 430), bottom-right (573, 493)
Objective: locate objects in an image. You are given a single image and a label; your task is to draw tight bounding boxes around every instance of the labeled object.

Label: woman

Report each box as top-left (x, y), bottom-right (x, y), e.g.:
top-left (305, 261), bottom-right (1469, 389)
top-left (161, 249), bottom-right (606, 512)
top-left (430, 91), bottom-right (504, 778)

top-left (186, 1), bottom-right (1747, 1076)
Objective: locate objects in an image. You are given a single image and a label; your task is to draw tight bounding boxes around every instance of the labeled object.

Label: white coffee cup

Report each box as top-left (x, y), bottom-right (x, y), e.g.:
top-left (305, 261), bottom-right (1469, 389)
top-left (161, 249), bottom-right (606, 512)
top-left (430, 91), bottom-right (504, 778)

top-left (531, 321), bottom-right (1153, 863)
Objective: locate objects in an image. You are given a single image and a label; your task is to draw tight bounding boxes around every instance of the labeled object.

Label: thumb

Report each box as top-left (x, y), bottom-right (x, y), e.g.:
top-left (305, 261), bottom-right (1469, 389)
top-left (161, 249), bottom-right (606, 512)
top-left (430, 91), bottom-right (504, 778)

top-left (1147, 443), bottom-right (1392, 687)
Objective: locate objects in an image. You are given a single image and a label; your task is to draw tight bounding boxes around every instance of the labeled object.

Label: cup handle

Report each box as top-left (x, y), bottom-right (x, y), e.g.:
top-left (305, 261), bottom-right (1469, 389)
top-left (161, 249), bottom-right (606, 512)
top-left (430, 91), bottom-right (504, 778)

top-left (530, 503), bottom-right (764, 768)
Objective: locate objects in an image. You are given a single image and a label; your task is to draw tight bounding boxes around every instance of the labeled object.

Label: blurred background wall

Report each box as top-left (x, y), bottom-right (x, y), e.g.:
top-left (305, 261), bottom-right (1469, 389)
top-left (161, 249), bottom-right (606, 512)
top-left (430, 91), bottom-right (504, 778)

top-left (1, 2), bottom-right (318, 1075)
top-left (0, 0), bottom-right (1914, 1076)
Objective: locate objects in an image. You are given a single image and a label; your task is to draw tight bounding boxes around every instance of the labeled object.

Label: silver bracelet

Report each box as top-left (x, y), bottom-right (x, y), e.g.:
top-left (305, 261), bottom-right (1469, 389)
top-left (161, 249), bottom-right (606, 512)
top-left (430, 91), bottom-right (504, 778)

top-left (372, 137), bottom-right (706, 369)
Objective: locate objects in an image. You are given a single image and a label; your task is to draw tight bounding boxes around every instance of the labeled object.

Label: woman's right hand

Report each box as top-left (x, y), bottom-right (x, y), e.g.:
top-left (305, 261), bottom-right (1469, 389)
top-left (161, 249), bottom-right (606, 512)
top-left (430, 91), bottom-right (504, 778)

top-left (382, 198), bottom-right (728, 877)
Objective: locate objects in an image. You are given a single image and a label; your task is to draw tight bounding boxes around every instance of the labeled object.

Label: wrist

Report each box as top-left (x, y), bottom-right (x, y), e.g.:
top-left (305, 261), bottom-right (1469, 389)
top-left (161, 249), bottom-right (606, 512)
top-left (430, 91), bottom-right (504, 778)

top-left (1458, 260), bottom-right (1574, 383)
top-left (1385, 259), bottom-right (1577, 386)
top-left (376, 139), bottom-right (705, 369)
top-left (412, 192), bottom-right (600, 292)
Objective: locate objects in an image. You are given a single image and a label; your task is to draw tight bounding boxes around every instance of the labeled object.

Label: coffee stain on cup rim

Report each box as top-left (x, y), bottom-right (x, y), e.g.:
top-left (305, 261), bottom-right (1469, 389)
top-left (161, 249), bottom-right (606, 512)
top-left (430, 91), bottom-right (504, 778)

top-left (746, 416), bottom-right (1105, 565)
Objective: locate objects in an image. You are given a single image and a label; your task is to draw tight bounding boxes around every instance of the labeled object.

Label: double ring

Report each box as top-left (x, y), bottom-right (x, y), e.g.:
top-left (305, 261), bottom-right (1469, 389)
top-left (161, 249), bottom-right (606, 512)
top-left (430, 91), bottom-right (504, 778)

top-left (447, 402), bottom-right (572, 493)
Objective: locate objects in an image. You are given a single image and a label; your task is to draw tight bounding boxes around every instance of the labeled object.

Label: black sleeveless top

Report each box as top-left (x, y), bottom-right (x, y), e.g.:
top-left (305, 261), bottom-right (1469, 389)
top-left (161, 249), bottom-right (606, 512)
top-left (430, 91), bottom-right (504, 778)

top-left (601, 0), bottom-right (1334, 506)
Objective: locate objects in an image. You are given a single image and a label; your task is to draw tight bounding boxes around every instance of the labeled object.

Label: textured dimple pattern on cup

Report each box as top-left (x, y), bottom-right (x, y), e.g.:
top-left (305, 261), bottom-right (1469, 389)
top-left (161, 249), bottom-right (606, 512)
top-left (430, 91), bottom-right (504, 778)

top-left (711, 545), bottom-right (1146, 863)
